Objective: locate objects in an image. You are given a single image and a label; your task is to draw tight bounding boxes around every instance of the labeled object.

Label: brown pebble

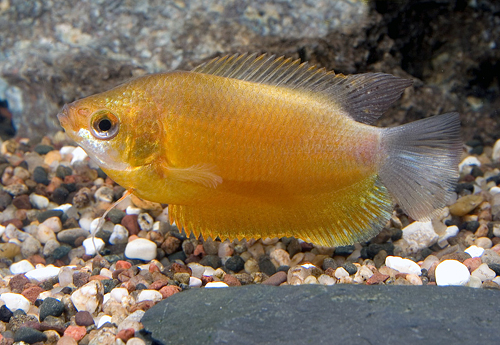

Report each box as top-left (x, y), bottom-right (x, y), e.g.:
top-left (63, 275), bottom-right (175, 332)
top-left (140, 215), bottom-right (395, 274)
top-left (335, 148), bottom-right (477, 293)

top-left (73, 271), bottom-right (90, 288)
top-left (482, 280), bottom-right (500, 290)
top-left (131, 300), bottom-right (155, 312)
top-left (12, 195), bottom-right (32, 209)
top-left (201, 276), bottom-right (214, 285)
top-left (324, 267), bottom-right (336, 277)
top-left (121, 214), bottom-right (139, 235)
top-left (161, 236), bottom-right (181, 255)
top-left (21, 286), bottom-right (44, 304)
top-left (223, 274), bottom-right (242, 286)
top-left (170, 262), bottom-right (191, 274)
top-left (366, 272), bottom-right (390, 285)
top-left (262, 271), bottom-right (287, 286)
top-left (149, 279), bottom-right (170, 290)
top-left (9, 274), bottom-right (30, 293)
top-left (159, 285), bottom-right (181, 299)
top-left (57, 335), bottom-right (78, 345)
top-left (463, 257), bottom-right (482, 273)
top-left (28, 254), bottom-right (46, 266)
top-left (441, 252), bottom-right (471, 263)
top-left (474, 223), bottom-right (489, 237)
top-left (2, 218), bottom-right (23, 229)
top-left (115, 260), bottom-right (132, 270)
top-left (193, 244), bottom-right (206, 257)
top-left (75, 311), bottom-right (94, 327)
top-left (116, 328), bottom-right (135, 342)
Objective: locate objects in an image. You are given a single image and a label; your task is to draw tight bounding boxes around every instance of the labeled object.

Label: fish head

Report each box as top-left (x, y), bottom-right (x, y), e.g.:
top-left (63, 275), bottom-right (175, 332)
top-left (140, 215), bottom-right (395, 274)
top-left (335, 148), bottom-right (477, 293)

top-left (57, 83), bottom-right (163, 174)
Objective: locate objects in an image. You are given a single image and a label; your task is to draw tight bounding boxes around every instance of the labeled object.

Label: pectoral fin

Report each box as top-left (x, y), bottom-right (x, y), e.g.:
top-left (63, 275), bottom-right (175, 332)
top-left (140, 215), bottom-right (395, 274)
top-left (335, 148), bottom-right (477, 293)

top-left (163, 162), bottom-right (223, 188)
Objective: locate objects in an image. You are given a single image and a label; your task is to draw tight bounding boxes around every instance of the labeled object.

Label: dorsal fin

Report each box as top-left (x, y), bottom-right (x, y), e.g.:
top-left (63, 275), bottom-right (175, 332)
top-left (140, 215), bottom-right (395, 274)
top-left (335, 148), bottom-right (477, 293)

top-left (192, 53), bottom-right (412, 124)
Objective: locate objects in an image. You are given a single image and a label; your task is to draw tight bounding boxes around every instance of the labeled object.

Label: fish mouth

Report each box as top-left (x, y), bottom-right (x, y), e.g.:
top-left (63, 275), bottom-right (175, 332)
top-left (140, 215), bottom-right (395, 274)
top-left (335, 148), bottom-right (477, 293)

top-left (57, 104), bottom-right (73, 132)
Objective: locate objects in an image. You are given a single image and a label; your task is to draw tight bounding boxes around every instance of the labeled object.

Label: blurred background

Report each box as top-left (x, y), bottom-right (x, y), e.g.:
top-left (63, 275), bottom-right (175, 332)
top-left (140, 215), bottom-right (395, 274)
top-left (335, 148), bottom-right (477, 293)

top-left (0, 0), bottom-right (498, 148)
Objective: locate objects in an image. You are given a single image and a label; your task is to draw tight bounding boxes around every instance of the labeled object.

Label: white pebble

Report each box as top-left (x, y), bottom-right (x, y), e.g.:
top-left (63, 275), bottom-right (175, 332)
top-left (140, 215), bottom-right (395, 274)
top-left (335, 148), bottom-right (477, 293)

top-left (70, 146), bottom-right (88, 164)
top-left (54, 203), bottom-right (74, 213)
top-left (471, 263), bottom-right (496, 282)
top-left (58, 266), bottom-right (74, 287)
top-left (37, 224), bottom-right (57, 244)
top-left (124, 238), bottom-right (157, 261)
top-left (492, 139), bottom-right (500, 162)
top-left (78, 216), bottom-right (93, 232)
top-left (187, 263), bottom-right (206, 279)
top-left (189, 277), bottom-right (202, 288)
top-left (435, 260), bottom-right (470, 286)
top-left (138, 213), bottom-right (154, 231)
top-left (10, 260), bottom-right (35, 274)
top-left (464, 245), bottom-right (485, 258)
top-left (126, 206), bottom-right (141, 215)
top-left (459, 156), bottom-right (481, 173)
top-left (103, 293), bottom-right (110, 305)
top-left (29, 193), bottom-right (49, 209)
top-left (318, 274), bottom-right (336, 286)
top-left (205, 282), bottom-right (229, 288)
top-left (110, 287), bottom-right (129, 302)
top-left (0, 293), bottom-right (30, 312)
top-left (82, 237), bottom-right (105, 256)
top-left (334, 267), bottom-right (349, 278)
top-left (385, 256), bottom-right (422, 275)
top-left (202, 266), bottom-right (215, 277)
top-left (126, 338), bottom-right (146, 345)
top-left (493, 224), bottom-right (500, 238)
top-left (97, 315), bottom-right (112, 328)
top-left (137, 290), bottom-right (162, 302)
top-left (467, 275), bottom-right (482, 288)
top-left (71, 280), bottom-right (103, 312)
top-left (438, 225), bottom-right (459, 245)
top-left (109, 224), bottom-right (129, 245)
top-left (60, 146), bottom-right (76, 155)
top-left (25, 265), bottom-right (61, 282)
top-left (490, 186), bottom-right (500, 196)
top-left (492, 276), bottom-right (500, 287)
top-left (402, 221), bottom-right (438, 253)
top-left (41, 217), bottom-right (63, 233)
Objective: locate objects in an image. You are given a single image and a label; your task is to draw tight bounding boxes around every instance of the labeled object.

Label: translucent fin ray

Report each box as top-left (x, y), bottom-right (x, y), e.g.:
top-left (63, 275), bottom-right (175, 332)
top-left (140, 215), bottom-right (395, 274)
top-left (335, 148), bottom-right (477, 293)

top-left (379, 112), bottom-right (462, 220)
top-left (192, 53), bottom-right (412, 124)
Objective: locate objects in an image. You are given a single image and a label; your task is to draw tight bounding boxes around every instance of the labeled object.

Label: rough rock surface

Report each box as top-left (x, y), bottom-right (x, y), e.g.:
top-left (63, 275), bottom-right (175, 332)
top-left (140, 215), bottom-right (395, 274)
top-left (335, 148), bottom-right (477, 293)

top-left (141, 284), bottom-right (500, 345)
top-left (0, 1), bottom-right (498, 142)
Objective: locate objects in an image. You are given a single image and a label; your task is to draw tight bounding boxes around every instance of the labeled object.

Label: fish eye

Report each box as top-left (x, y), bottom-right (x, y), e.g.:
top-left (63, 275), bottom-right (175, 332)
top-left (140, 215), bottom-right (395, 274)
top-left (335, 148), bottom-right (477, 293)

top-left (90, 110), bottom-right (119, 140)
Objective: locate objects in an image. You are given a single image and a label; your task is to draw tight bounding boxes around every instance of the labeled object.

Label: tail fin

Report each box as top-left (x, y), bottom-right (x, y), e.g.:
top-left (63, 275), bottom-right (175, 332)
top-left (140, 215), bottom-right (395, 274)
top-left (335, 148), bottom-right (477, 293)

top-left (379, 113), bottom-right (462, 220)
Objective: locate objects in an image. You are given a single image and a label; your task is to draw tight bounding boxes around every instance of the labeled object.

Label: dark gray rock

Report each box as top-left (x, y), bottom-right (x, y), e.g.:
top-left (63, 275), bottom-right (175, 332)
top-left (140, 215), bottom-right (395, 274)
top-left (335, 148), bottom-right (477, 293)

top-left (14, 327), bottom-right (47, 344)
top-left (56, 228), bottom-right (89, 245)
top-left (224, 255), bottom-right (245, 272)
top-left (142, 285), bottom-right (500, 345)
top-left (39, 297), bottom-right (64, 321)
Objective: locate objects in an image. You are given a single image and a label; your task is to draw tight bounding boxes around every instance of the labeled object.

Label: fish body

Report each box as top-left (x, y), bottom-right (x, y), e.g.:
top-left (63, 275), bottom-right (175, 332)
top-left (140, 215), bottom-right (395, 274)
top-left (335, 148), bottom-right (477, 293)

top-left (58, 54), bottom-right (461, 246)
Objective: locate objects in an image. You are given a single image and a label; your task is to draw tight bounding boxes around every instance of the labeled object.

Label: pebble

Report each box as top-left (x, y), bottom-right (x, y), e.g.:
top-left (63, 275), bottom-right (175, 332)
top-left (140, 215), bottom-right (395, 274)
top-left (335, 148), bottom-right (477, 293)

top-left (342, 262), bottom-right (358, 275)
top-left (471, 263), bottom-right (496, 282)
top-left (10, 259), bottom-right (35, 274)
top-left (137, 212), bottom-right (154, 231)
top-left (0, 292), bottom-right (30, 312)
top-left (270, 248), bottom-right (291, 267)
top-left (109, 224), bottom-right (129, 245)
top-left (467, 275), bottom-right (482, 288)
top-left (385, 256), bottom-right (421, 275)
top-left (75, 311), bottom-right (95, 326)
top-left (29, 193), bottom-right (49, 209)
top-left (262, 271), bottom-right (288, 286)
top-left (402, 221), bottom-right (438, 253)
top-left (492, 139), bottom-right (500, 162)
top-left (97, 315), bottom-right (112, 328)
top-left (225, 255), bottom-right (245, 272)
top-left (37, 224), bottom-right (57, 244)
top-left (126, 338), bottom-right (146, 345)
top-left (32, 166), bottom-right (50, 185)
top-left (110, 288), bottom-right (129, 302)
top-left (187, 263), bottom-right (206, 278)
top-left (406, 274), bottom-right (423, 285)
top-left (449, 194), bottom-right (483, 216)
top-left (475, 237), bottom-right (492, 249)
top-left (189, 277), bottom-right (202, 288)
top-left (124, 238), bottom-right (157, 261)
top-left (334, 267), bottom-right (350, 279)
top-left (70, 147), bottom-right (88, 164)
top-left (25, 265), bottom-right (61, 282)
top-left (435, 260), bottom-right (471, 286)
top-left (39, 297), bottom-right (65, 321)
top-left (70, 280), bottom-right (103, 313)
top-left (204, 282), bottom-right (229, 288)
top-left (14, 327), bottom-right (48, 344)
top-left (318, 274), bottom-right (336, 285)
top-left (480, 250), bottom-right (500, 265)
top-left (82, 237), bottom-right (105, 256)
top-left (464, 245), bottom-right (485, 258)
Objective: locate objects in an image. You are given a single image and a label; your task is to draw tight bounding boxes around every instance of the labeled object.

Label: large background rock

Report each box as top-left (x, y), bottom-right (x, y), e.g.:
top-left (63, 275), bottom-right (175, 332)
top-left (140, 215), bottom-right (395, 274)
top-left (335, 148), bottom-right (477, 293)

top-left (141, 284), bottom-right (500, 345)
top-left (0, 0), bottom-right (498, 143)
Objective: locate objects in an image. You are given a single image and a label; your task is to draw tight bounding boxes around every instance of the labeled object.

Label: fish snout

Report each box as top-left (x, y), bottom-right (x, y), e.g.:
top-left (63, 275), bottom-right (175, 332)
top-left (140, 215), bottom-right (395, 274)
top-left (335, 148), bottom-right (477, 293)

top-left (57, 104), bottom-right (71, 130)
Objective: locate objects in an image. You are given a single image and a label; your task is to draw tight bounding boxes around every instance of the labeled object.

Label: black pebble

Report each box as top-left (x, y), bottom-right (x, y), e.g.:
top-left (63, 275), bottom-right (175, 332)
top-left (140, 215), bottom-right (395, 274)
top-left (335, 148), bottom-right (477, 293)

top-left (0, 191), bottom-right (12, 211)
top-left (33, 166), bottom-right (50, 185)
top-left (102, 279), bottom-right (120, 294)
top-left (0, 304), bottom-right (13, 322)
top-left (470, 165), bottom-right (483, 177)
top-left (52, 245), bottom-right (71, 260)
top-left (199, 254), bottom-right (221, 269)
top-left (51, 186), bottom-right (69, 204)
top-left (14, 327), bottom-right (47, 344)
top-left (342, 262), bottom-right (358, 275)
top-left (258, 256), bottom-right (277, 276)
top-left (135, 283), bottom-right (148, 290)
top-left (37, 209), bottom-right (63, 223)
top-left (366, 243), bottom-right (394, 258)
top-left (463, 221), bottom-right (480, 232)
top-left (455, 182), bottom-right (474, 194)
top-left (225, 255), bottom-right (245, 272)
top-left (322, 258), bottom-right (338, 271)
top-left (486, 174), bottom-right (500, 185)
top-left (420, 248), bottom-right (433, 259)
top-left (39, 297), bottom-right (65, 321)
top-left (277, 265), bottom-right (290, 272)
top-left (335, 245), bottom-right (355, 256)
top-left (34, 144), bottom-right (54, 155)
top-left (61, 286), bottom-right (73, 294)
top-left (55, 165), bottom-right (73, 179)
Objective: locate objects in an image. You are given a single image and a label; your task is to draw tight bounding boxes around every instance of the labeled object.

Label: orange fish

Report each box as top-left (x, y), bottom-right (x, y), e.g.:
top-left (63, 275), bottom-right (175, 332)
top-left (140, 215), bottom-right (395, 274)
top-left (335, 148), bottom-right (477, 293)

top-left (57, 53), bottom-right (461, 247)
